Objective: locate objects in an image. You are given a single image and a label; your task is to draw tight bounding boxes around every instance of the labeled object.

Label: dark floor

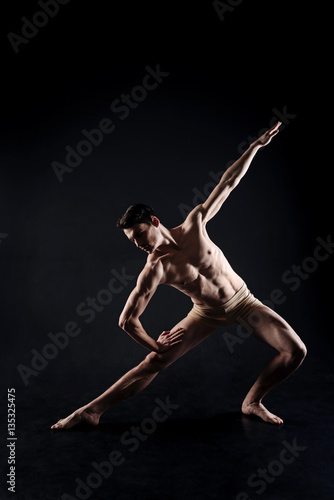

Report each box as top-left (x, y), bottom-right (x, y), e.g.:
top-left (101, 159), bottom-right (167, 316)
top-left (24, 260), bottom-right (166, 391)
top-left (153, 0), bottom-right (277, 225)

top-left (2, 353), bottom-right (333, 500)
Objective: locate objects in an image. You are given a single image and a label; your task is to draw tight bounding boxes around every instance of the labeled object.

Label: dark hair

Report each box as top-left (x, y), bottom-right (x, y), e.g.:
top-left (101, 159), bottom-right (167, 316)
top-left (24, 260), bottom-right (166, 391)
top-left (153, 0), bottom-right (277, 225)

top-left (116, 204), bottom-right (156, 229)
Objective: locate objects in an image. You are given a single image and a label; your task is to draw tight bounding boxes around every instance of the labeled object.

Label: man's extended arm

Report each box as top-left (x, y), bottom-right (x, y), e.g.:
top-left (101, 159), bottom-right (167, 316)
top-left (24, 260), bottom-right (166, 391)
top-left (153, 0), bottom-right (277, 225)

top-left (118, 262), bottom-right (184, 353)
top-left (199, 121), bottom-right (281, 223)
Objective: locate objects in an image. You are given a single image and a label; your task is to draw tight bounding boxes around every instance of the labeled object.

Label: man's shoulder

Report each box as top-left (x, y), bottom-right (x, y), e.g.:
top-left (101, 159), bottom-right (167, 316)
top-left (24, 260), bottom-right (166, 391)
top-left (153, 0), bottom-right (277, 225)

top-left (166, 206), bottom-right (205, 238)
top-left (141, 255), bottom-right (165, 279)
top-left (136, 257), bottom-right (165, 293)
top-left (182, 205), bottom-right (205, 227)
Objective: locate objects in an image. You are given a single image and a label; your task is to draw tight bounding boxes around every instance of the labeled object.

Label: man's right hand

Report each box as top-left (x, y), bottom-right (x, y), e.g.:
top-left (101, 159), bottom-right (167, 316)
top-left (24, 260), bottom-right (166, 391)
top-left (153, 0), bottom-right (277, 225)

top-left (156, 328), bottom-right (185, 353)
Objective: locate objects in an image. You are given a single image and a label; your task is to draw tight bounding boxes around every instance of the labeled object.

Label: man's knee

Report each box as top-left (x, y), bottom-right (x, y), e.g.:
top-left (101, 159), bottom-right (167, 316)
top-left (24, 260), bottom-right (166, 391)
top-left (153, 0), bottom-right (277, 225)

top-left (284, 340), bottom-right (307, 366)
top-left (295, 342), bottom-right (307, 362)
top-left (142, 351), bottom-right (169, 373)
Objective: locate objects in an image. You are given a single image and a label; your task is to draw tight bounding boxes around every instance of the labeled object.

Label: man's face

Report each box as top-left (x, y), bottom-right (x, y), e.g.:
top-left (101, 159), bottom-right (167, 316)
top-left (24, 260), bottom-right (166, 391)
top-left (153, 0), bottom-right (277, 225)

top-left (123, 220), bottom-right (160, 253)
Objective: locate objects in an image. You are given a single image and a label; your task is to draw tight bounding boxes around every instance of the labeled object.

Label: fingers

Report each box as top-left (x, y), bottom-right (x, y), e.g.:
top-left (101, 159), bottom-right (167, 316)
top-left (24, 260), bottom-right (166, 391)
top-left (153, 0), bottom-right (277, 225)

top-left (169, 334), bottom-right (185, 346)
top-left (169, 328), bottom-right (186, 338)
top-left (161, 328), bottom-right (186, 344)
top-left (170, 339), bottom-right (183, 346)
top-left (269, 121), bottom-right (282, 135)
top-left (272, 121), bottom-right (282, 130)
top-left (269, 128), bottom-right (279, 138)
top-left (167, 332), bottom-right (185, 341)
top-left (162, 327), bottom-right (186, 336)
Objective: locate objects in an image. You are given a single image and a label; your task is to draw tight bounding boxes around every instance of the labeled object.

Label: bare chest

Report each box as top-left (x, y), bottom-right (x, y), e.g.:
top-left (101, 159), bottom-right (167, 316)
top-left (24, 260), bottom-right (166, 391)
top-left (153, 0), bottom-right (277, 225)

top-left (161, 243), bottom-right (219, 290)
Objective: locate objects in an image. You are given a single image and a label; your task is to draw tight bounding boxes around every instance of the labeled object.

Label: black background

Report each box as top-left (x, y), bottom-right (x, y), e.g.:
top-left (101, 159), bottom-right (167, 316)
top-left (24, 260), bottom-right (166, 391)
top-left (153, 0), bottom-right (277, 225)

top-left (1, 1), bottom-right (333, 499)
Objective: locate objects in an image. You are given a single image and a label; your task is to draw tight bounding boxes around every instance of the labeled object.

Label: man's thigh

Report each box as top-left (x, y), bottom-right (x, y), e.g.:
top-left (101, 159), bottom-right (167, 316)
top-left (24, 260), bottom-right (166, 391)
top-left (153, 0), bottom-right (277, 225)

top-left (241, 303), bottom-right (306, 353)
top-left (146, 315), bottom-right (216, 369)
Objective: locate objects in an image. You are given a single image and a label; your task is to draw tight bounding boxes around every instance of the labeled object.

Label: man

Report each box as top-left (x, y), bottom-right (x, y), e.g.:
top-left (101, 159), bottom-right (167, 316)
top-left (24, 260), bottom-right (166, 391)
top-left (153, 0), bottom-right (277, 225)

top-left (51, 121), bottom-right (306, 430)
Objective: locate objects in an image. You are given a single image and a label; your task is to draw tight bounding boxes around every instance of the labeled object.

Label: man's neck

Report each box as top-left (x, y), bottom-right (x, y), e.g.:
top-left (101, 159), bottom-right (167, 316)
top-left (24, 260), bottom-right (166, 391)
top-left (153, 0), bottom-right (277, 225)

top-left (155, 225), bottom-right (180, 254)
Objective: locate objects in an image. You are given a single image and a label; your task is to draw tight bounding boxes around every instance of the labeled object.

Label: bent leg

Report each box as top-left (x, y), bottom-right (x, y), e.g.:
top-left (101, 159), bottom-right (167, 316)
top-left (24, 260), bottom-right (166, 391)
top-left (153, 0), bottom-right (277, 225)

top-left (51, 315), bottom-right (215, 430)
top-left (241, 304), bottom-right (307, 424)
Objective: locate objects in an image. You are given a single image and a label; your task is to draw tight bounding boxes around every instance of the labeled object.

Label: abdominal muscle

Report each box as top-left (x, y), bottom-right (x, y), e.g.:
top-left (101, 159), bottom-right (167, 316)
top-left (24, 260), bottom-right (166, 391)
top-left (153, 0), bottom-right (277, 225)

top-left (173, 266), bottom-right (244, 308)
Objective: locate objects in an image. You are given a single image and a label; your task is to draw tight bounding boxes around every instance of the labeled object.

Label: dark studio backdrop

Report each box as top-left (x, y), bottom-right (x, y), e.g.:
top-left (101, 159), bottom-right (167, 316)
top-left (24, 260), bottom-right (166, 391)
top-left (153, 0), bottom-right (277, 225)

top-left (0, 1), bottom-right (332, 500)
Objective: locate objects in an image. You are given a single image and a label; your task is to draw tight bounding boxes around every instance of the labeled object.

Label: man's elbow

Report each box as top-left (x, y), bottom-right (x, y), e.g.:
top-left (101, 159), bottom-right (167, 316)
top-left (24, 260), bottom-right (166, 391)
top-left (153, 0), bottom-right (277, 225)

top-left (118, 314), bottom-right (135, 331)
top-left (223, 176), bottom-right (239, 191)
top-left (118, 315), bottom-right (127, 330)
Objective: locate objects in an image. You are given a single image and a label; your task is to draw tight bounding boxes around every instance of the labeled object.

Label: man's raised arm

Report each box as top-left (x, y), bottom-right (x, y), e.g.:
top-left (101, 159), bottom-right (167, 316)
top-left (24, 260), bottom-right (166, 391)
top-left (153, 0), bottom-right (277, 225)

top-left (118, 262), bottom-right (185, 353)
top-left (197, 121), bottom-right (281, 223)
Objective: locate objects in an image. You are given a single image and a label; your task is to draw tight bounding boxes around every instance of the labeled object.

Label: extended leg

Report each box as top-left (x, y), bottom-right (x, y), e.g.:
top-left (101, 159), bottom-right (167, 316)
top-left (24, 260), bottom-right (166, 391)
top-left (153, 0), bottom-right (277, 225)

top-left (241, 304), bottom-right (307, 424)
top-left (51, 316), bottom-right (215, 430)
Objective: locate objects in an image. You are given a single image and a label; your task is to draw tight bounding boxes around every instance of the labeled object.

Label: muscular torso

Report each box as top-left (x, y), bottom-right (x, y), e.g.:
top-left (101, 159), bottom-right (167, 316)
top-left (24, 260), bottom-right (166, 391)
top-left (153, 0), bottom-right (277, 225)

top-left (147, 213), bottom-right (243, 308)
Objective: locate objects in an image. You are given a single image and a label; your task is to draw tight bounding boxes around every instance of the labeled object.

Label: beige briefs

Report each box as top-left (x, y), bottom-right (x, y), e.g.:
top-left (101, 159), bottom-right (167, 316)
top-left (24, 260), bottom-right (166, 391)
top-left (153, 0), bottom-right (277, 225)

top-left (187, 282), bottom-right (262, 328)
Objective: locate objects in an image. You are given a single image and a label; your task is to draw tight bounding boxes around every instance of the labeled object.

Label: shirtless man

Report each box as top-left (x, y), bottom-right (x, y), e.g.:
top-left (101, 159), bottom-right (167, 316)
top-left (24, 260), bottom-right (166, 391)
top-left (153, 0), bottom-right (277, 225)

top-left (51, 121), bottom-right (307, 430)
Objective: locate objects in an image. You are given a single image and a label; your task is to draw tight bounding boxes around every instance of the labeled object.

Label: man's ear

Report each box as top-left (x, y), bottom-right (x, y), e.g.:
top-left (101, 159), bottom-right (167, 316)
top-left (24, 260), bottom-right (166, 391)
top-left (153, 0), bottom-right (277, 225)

top-left (151, 216), bottom-right (160, 227)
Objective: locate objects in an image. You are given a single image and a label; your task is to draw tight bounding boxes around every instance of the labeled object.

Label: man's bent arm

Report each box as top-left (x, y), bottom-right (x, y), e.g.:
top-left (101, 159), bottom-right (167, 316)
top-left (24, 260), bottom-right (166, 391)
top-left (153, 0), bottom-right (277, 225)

top-left (119, 262), bottom-right (185, 353)
top-left (120, 313), bottom-right (160, 352)
top-left (199, 122), bottom-right (281, 223)
top-left (118, 263), bottom-right (162, 352)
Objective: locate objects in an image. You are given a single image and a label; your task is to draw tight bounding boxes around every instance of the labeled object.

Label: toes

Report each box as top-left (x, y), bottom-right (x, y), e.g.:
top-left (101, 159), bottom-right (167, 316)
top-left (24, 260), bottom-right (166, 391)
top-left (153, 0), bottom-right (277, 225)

top-left (51, 419), bottom-right (63, 430)
top-left (271, 415), bottom-right (283, 425)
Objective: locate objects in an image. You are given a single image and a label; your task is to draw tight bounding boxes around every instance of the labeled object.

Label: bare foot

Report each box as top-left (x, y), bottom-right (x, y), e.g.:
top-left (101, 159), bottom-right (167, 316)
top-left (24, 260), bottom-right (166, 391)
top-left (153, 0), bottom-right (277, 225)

top-left (242, 401), bottom-right (284, 425)
top-left (51, 405), bottom-right (101, 431)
